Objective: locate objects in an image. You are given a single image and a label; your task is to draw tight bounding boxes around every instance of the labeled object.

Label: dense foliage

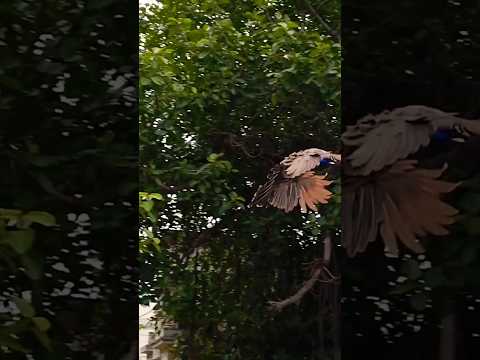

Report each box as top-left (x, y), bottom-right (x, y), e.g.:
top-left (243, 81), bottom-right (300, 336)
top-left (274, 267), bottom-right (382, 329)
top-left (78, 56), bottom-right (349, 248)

top-left (1, 1), bottom-right (137, 358)
top-left (342, 1), bottom-right (480, 359)
top-left (139, 0), bottom-right (341, 358)
top-left (141, 1), bottom-right (480, 360)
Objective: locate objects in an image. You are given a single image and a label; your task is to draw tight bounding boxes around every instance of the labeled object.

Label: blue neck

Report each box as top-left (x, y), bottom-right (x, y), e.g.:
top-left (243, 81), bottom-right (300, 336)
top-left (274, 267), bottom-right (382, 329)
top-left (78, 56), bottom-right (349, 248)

top-left (432, 129), bottom-right (452, 142)
top-left (319, 158), bottom-right (335, 166)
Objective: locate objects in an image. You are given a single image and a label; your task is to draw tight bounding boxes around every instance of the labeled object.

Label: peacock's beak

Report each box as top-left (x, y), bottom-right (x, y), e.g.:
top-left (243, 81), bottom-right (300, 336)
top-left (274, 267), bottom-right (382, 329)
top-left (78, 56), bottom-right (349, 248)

top-left (330, 153), bottom-right (342, 163)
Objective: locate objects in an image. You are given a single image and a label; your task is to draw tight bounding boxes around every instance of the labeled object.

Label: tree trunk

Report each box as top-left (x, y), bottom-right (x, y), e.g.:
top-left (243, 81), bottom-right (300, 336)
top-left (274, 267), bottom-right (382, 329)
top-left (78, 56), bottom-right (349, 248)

top-left (439, 296), bottom-right (456, 360)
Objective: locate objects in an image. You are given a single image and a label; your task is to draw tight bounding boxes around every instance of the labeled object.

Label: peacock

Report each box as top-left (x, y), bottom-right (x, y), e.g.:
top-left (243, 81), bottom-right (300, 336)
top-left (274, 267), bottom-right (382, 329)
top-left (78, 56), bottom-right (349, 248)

top-left (249, 148), bottom-right (341, 213)
top-left (250, 105), bottom-right (480, 257)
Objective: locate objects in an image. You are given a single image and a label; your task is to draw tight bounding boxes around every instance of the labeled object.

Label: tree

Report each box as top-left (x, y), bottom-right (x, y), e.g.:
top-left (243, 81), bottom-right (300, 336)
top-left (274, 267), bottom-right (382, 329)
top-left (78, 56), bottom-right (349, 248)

top-left (342, 1), bottom-right (480, 359)
top-left (139, 0), bottom-right (340, 358)
top-left (1, 1), bottom-right (137, 358)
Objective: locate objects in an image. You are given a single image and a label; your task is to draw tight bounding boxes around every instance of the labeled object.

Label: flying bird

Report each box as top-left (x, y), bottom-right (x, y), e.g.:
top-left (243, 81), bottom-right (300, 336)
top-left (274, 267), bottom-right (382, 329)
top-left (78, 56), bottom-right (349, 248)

top-left (342, 105), bottom-right (480, 257)
top-left (250, 105), bottom-right (480, 257)
top-left (249, 148), bottom-right (341, 213)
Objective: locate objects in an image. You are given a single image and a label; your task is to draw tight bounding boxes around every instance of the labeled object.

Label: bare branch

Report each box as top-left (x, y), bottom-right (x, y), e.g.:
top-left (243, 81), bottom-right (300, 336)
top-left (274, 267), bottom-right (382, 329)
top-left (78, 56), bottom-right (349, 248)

top-left (268, 266), bottom-right (324, 312)
top-left (323, 234), bottom-right (332, 264)
top-left (154, 178), bottom-right (188, 193)
top-left (29, 171), bottom-right (88, 207)
top-left (209, 130), bottom-right (263, 158)
top-left (303, 0), bottom-right (340, 41)
top-left (268, 235), bottom-right (339, 312)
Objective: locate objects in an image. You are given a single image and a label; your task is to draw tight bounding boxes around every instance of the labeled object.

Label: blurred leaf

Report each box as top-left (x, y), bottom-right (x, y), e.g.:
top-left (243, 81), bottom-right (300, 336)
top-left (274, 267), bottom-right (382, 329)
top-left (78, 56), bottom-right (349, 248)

top-left (32, 317), bottom-right (51, 332)
top-left (23, 211), bottom-right (56, 227)
top-left (0, 333), bottom-right (29, 353)
top-left (20, 255), bottom-right (43, 280)
top-left (32, 327), bottom-right (52, 351)
top-left (12, 297), bottom-right (35, 318)
top-left (5, 230), bottom-right (34, 254)
top-left (0, 208), bottom-right (22, 220)
top-left (140, 201), bottom-right (154, 212)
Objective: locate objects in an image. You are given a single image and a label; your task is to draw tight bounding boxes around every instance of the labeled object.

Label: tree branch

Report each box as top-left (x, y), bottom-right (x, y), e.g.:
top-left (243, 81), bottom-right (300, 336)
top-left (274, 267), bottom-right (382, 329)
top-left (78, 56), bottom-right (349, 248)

top-left (269, 266), bottom-right (324, 312)
top-left (303, 0), bottom-right (340, 41)
top-left (209, 130), bottom-right (264, 159)
top-left (29, 171), bottom-right (89, 207)
top-left (268, 235), bottom-right (338, 312)
top-left (154, 178), bottom-right (188, 193)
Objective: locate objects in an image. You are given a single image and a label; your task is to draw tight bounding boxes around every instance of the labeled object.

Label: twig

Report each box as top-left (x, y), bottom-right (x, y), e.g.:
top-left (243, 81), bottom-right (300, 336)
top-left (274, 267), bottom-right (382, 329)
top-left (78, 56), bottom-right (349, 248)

top-left (268, 235), bottom-right (338, 312)
top-left (154, 178), bottom-right (188, 193)
top-left (29, 171), bottom-right (88, 206)
top-left (268, 266), bottom-right (324, 311)
top-left (303, 0), bottom-right (340, 41)
top-left (209, 130), bottom-right (263, 158)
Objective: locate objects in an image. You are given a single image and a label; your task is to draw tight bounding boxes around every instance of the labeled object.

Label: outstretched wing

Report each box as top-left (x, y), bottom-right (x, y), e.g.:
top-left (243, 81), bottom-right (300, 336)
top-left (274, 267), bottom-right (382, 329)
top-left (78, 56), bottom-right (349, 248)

top-left (250, 169), bottom-right (332, 213)
top-left (249, 165), bottom-right (285, 209)
top-left (343, 105), bottom-right (480, 176)
top-left (250, 148), bottom-right (339, 212)
top-left (296, 172), bottom-right (333, 212)
top-left (343, 160), bottom-right (459, 257)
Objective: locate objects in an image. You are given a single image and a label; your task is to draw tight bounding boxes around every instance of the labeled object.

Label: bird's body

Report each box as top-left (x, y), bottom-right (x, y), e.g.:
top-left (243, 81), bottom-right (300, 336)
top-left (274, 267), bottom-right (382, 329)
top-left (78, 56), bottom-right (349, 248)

top-left (249, 148), bottom-right (340, 213)
top-left (343, 105), bottom-right (480, 175)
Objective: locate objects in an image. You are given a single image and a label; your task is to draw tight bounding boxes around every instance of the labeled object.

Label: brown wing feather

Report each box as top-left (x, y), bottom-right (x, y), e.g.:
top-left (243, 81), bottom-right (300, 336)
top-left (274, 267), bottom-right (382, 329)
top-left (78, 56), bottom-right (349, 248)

top-left (251, 148), bottom-right (338, 212)
top-left (249, 165), bottom-right (282, 208)
top-left (343, 105), bottom-right (480, 176)
top-left (342, 175), bottom-right (382, 257)
top-left (343, 160), bottom-right (459, 257)
top-left (250, 167), bottom-right (332, 213)
top-left (296, 172), bottom-right (332, 212)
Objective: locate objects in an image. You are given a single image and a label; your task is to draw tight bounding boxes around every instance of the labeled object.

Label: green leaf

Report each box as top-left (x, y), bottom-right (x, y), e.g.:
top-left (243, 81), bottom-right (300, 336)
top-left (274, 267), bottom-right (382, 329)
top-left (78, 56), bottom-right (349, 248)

top-left (148, 193), bottom-right (164, 200)
top-left (32, 327), bottom-right (52, 351)
top-left (152, 237), bottom-right (161, 252)
top-left (23, 211), bottom-right (56, 226)
top-left (20, 255), bottom-right (43, 280)
top-left (140, 76), bottom-right (153, 87)
top-left (12, 297), bottom-right (35, 318)
top-left (151, 76), bottom-right (163, 85)
top-left (32, 317), bottom-right (51, 332)
top-left (0, 333), bottom-right (29, 353)
top-left (0, 208), bottom-right (22, 220)
top-left (5, 230), bottom-right (35, 254)
top-left (207, 153), bottom-right (223, 162)
top-left (141, 201), bottom-right (154, 212)
top-left (140, 192), bottom-right (163, 201)
top-left (271, 93), bottom-right (278, 105)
